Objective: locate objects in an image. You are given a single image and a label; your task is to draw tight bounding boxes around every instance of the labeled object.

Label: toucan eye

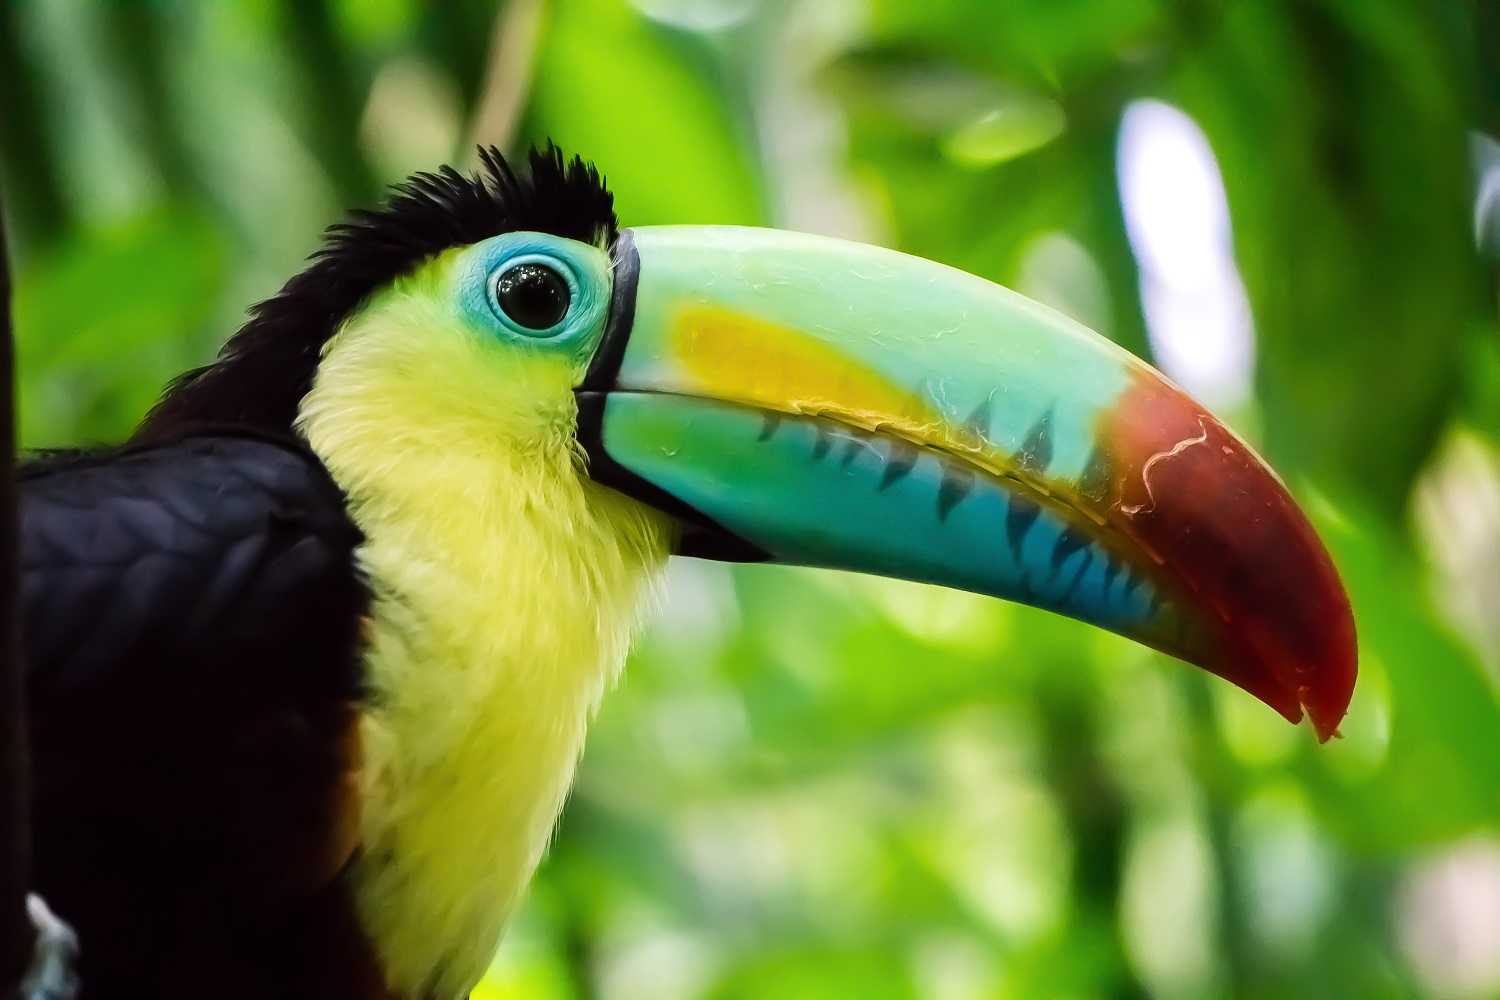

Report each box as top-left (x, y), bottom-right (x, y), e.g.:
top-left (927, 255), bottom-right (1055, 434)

top-left (493, 262), bottom-right (571, 331)
top-left (463, 234), bottom-right (607, 349)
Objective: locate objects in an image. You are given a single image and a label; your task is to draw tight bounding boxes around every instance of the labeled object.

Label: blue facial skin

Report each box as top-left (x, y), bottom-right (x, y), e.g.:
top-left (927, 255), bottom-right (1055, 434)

top-left (456, 232), bottom-right (612, 358)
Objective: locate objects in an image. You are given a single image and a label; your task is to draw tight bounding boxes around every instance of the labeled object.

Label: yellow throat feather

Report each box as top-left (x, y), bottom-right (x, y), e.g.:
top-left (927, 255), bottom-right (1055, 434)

top-left (296, 253), bottom-right (673, 999)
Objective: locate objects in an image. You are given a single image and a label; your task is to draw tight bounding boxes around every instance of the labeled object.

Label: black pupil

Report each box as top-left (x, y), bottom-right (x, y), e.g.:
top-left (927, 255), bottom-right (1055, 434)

top-left (494, 263), bottom-right (570, 331)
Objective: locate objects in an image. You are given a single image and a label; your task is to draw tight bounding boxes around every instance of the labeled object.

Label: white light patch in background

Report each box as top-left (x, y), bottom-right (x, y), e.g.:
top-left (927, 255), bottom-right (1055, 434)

top-left (1235, 786), bottom-right (1335, 962)
top-left (629, 0), bottom-right (756, 32)
top-left (1118, 100), bottom-right (1254, 411)
top-left (910, 933), bottom-right (1001, 1000)
top-left (1121, 808), bottom-right (1222, 999)
top-left (1416, 432), bottom-right (1500, 676)
top-left (597, 912), bottom-right (721, 1000)
top-left (359, 56), bottom-right (463, 183)
top-left (1016, 231), bottom-right (1113, 338)
top-left (1470, 131), bottom-right (1500, 257)
top-left (1399, 837), bottom-right (1500, 1000)
top-left (752, 0), bottom-right (881, 241)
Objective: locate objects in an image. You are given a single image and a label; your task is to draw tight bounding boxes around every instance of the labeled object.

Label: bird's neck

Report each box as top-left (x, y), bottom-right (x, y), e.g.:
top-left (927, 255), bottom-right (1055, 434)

top-left (298, 373), bottom-right (671, 998)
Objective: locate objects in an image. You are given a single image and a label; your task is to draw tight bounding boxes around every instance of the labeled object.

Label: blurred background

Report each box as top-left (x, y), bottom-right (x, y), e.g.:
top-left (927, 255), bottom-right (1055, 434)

top-left (3, 1), bottom-right (1500, 997)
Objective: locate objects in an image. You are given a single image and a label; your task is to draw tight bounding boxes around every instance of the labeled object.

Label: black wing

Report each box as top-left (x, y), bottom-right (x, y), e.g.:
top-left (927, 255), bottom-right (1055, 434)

top-left (20, 433), bottom-right (366, 700)
top-left (19, 433), bottom-right (379, 999)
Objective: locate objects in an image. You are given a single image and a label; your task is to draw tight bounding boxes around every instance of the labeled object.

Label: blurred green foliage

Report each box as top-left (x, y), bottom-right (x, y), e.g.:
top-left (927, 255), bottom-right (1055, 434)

top-left (4, 1), bottom-right (1500, 998)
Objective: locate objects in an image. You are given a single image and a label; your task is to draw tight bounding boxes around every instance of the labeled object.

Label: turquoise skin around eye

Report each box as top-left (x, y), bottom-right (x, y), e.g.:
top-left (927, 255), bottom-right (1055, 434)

top-left (456, 232), bottom-right (612, 354)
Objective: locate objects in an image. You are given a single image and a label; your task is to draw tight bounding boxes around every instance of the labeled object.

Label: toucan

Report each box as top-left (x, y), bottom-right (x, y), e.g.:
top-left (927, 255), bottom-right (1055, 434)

top-left (12, 147), bottom-right (1355, 1000)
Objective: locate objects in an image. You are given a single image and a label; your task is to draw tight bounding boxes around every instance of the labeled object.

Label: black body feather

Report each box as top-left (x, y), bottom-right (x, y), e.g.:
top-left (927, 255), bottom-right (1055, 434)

top-left (22, 432), bottom-right (377, 999)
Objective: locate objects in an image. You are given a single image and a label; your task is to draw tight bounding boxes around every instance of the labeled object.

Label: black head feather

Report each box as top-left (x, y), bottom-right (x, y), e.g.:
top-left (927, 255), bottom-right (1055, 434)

top-left (137, 144), bottom-right (617, 438)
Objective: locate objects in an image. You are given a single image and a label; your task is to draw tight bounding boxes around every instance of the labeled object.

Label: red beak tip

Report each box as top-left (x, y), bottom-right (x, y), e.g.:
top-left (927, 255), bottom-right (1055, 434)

top-left (1309, 704), bottom-right (1350, 745)
top-left (1303, 679), bottom-right (1354, 744)
top-left (1226, 657), bottom-right (1353, 745)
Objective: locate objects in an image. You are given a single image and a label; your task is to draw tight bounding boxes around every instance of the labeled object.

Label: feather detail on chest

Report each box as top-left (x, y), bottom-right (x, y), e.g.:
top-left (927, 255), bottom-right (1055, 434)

top-left (296, 284), bottom-right (672, 999)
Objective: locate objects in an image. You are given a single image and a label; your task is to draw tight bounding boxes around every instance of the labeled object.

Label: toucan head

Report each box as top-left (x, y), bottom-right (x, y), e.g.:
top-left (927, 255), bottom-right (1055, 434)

top-left (141, 146), bottom-right (1357, 740)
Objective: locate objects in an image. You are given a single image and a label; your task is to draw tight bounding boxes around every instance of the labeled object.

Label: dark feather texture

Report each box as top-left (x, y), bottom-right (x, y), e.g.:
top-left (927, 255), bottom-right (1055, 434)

top-left (21, 432), bottom-right (383, 999)
top-left (138, 145), bottom-right (617, 438)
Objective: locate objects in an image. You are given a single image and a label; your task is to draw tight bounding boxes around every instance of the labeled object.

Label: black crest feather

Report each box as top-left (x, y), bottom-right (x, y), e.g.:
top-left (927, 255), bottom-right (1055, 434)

top-left (138, 144), bottom-right (617, 438)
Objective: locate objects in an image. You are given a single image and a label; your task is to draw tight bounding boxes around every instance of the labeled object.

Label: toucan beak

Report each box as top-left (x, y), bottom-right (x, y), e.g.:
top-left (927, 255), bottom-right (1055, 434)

top-left (576, 226), bottom-right (1356, 741)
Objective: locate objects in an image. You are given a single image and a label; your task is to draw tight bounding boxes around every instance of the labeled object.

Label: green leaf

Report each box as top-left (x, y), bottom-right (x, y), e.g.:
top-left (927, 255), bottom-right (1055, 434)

top-left (1299, 492), bottom-right (1500, 849)
top-left (705, 948), bottom-right (918, 1000)
top-left (12, 205), bottom-right (225, 446)
top-left (1174, 2), bottom-right (1486, 519)
top-left (523, 0), bottom-right (762, 226)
